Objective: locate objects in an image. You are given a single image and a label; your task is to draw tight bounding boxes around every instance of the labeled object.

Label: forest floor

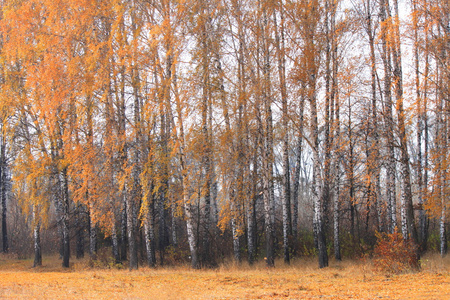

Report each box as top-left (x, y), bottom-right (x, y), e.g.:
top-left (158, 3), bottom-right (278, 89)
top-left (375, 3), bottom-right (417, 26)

top-left (0, 253), bottom-right (449, 299)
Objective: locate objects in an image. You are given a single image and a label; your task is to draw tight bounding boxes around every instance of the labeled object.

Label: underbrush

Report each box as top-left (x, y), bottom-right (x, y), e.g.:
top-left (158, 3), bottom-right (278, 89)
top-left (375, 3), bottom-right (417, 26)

top-left (372, 231), bottom-right (419, 274)
top-left (1, 246), bottom-right (449, 276)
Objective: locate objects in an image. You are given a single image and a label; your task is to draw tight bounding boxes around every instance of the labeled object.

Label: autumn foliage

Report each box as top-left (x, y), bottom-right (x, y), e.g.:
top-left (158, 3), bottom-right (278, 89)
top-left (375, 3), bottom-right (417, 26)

top-left (373, 231), bottom-right (419, 274)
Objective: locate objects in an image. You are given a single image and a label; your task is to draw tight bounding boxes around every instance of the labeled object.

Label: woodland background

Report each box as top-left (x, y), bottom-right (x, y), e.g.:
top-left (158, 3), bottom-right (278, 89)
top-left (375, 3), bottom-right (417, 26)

top-left (0, 0), bottom-right (448, 270)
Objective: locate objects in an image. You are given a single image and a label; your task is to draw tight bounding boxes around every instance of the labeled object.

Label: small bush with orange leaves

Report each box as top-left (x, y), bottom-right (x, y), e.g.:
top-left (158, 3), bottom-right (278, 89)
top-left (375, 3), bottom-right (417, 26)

top-left (373, 231), bottom-right (419, 274)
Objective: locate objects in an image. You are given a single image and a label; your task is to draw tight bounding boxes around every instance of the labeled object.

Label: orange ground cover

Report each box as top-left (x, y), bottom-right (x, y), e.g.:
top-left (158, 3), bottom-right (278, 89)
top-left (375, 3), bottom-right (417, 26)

top-left (0, 254), bottom-right (448, 299)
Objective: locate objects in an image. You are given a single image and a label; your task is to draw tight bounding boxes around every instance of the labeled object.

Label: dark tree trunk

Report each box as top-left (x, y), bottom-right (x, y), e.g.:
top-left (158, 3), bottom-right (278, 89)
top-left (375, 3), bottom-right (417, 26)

top-left (247, 145), bottom-right (258, 265)
top-left (127, 193), bottom-right (138, 270)
top-left (61, 169), bottom-right (70, 268)
top-left (120, 197), bottom-right (127, 262)
top-left (158, 192), bottom-right (169, 265)
top-left (145, 194), bottom-right (156, 267)
top-left (33, 206), bottom-right (41, 268)
top-left (1, 135), bottom-right (7, 254)
top-left (75, 204), bottom-right (85, 259)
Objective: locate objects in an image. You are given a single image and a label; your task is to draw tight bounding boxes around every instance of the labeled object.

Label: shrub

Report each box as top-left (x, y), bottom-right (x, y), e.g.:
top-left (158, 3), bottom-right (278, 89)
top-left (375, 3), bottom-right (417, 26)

top-left (164, 245), bottom-right (190, 265)
top-left (87, 247), bottom-right (123, 269)
top-left (373, 231), bottom-right (419, 274)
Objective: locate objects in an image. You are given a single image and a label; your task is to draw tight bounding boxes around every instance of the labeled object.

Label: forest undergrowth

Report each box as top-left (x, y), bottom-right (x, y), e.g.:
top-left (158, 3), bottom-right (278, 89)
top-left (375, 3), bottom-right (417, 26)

top-left (0, 253), bottom-right (448, 299)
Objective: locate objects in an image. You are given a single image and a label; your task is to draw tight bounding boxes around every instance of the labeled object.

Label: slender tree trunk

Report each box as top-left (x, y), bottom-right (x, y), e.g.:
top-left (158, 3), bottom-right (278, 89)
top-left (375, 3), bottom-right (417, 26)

top-left (261, 5), bottom-right (275, 268)
top-left (61, 168), bottom-right (70, 268)
top-left (126, 0), bottom-right (142, 271)
top-left (333, 67), bottom-right (341, 261)
top-left (118, 58), bottom-right (128, 263)
top-left (419, 19), bottom-right (430, 251)
top-left (171, 201), bottom-right (177, 247)
top-left (333, 167), bottom-right (341, 261)
top-left (421, 99), bottom-right (429, 248)
top-left (0, 133), bottom-right (7, 254)
top-left (158, 192), bottom-right (168, 265)
top-left (292, 101), bottom-right (304, 242)
top-left (120, 196), bottom-right (127, 262)
top-left (230, 0), bottom-right (249, 264)
top-left (364, 0), bottom-right (382, 232)
top-left (322, 0), bottom-right (335, 255)
top-left (173, 68), bottom-right (199, 269)
top-left (312, 88), bottom-right (328, 269)
top-left (440, 0), bottom-right (450, 258)
top-left (411, 0), bottom-right (428, 251)
top-left (246, 134), bottom-right (258, 265)
top-left (197, 0), bottom-right (214, 267)
top-left (184, 188), bottom-right (199, 269)
top-left (54, 174), bottom-right (64, 260)
top-left (231, 198), bottom-right (241, 262)
top-left (89, 206), bottom-right (97, 259)
top-left (440, 192), bottom-right (447, 256)
top-left (75, 204), bottom-right (85, 259)
top-left (389, 0), bottom-right (418, 245)
top-left (347, 94), bottom-right (357, 249)
top-left (126, 113), bottom-right (141, 270)
top-left (274, 3), bottom-right (291, 264)
top-left (33, 206), bottom-right (41, 267)
top-left (246, 195), bottom-right (256, 265)
top-left (159, 22), bottom-right (173, 265)
top-left (436, 47), bottom-right (448, 257)
top-left (111, 221), bottom-right (119, 263)
top-left (126, 191), bottom-right (138, 270)
top-left (436, 76), bottom-right (446, 257)
top-left (144, 191), bottom-right (156, 267)
top-left (380, 0), bottom-right (397, 233)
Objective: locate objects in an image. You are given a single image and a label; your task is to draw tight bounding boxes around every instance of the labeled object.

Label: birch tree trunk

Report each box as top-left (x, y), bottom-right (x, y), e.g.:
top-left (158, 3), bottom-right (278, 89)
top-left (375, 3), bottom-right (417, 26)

top-left (127, 66), bottom-right (141, 270)
top-left (412, 0), bottom-right (428, 251)
top-left (197, 0), bottom-right (214, 267)
top-left (118, 61), bottom-right (128, 263)
top-left (440, 2), bottom-right (450, 257)
top-left (363, 0), bottom-right (382, 232)
top-left (231, 198), bottom-right (241, 262)
top-left (33, 206), bottom-right (41, 267)
top-left (380, 0), bottom-right (397, 233)
top-left (120, 194), bottom-right (127, 262)
top-left (144, 193), bottom-right (156, 267)
top-left (246, 133), bottom-right (258, 265)
top-left (322, 0), bottom-right (335, 252)
top-left (292, 93), bottom-right (305, 242)
top-left (274, 3), bottom-right (291, 264)
top-left (173, 67), bottom-right (199, 269)
top-left (89, 208), bottom-right (97, 259)
top-left (262, 5), bottom-right (275, 267)
top-left (389, 0), bottom-right (418, 245)
top-left (436, 40), bottom-right (448, 257)
top-left (311, 83), bottom-right (328, 268)
top-left (333, 53), bottom-right (341, 261)
top-left (420, 7), bottom-right (431, 250)
top-left (440, 192), bottom-right (447, 256)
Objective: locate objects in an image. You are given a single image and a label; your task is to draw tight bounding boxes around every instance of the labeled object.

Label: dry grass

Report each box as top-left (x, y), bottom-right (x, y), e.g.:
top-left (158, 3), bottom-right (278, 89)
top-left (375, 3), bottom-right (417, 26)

top-left (0, 253), bottom-right (449, 299)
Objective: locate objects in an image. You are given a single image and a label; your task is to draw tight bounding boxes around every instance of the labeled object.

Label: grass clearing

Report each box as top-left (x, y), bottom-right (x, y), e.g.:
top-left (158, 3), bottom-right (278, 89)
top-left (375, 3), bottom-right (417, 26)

top-left (0, 253), bottom-right (449, 299)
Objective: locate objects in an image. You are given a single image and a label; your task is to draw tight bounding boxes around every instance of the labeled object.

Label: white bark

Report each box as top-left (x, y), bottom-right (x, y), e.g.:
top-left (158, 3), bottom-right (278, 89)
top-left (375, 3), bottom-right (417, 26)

top-left (440, 196), bottom-right (447, 257)
top-left (183, 186), bottom-right (198, 268)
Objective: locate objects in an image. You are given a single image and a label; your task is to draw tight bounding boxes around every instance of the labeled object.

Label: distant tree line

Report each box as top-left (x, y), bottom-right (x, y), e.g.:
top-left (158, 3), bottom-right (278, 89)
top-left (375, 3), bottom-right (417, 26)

top-left (0, 0), bottom-right (448, 269)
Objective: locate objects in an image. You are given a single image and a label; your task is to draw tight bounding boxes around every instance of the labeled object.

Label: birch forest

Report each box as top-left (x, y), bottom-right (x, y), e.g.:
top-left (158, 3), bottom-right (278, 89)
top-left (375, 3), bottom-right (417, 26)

top-left (0, 0), bottom-right (448, 270)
